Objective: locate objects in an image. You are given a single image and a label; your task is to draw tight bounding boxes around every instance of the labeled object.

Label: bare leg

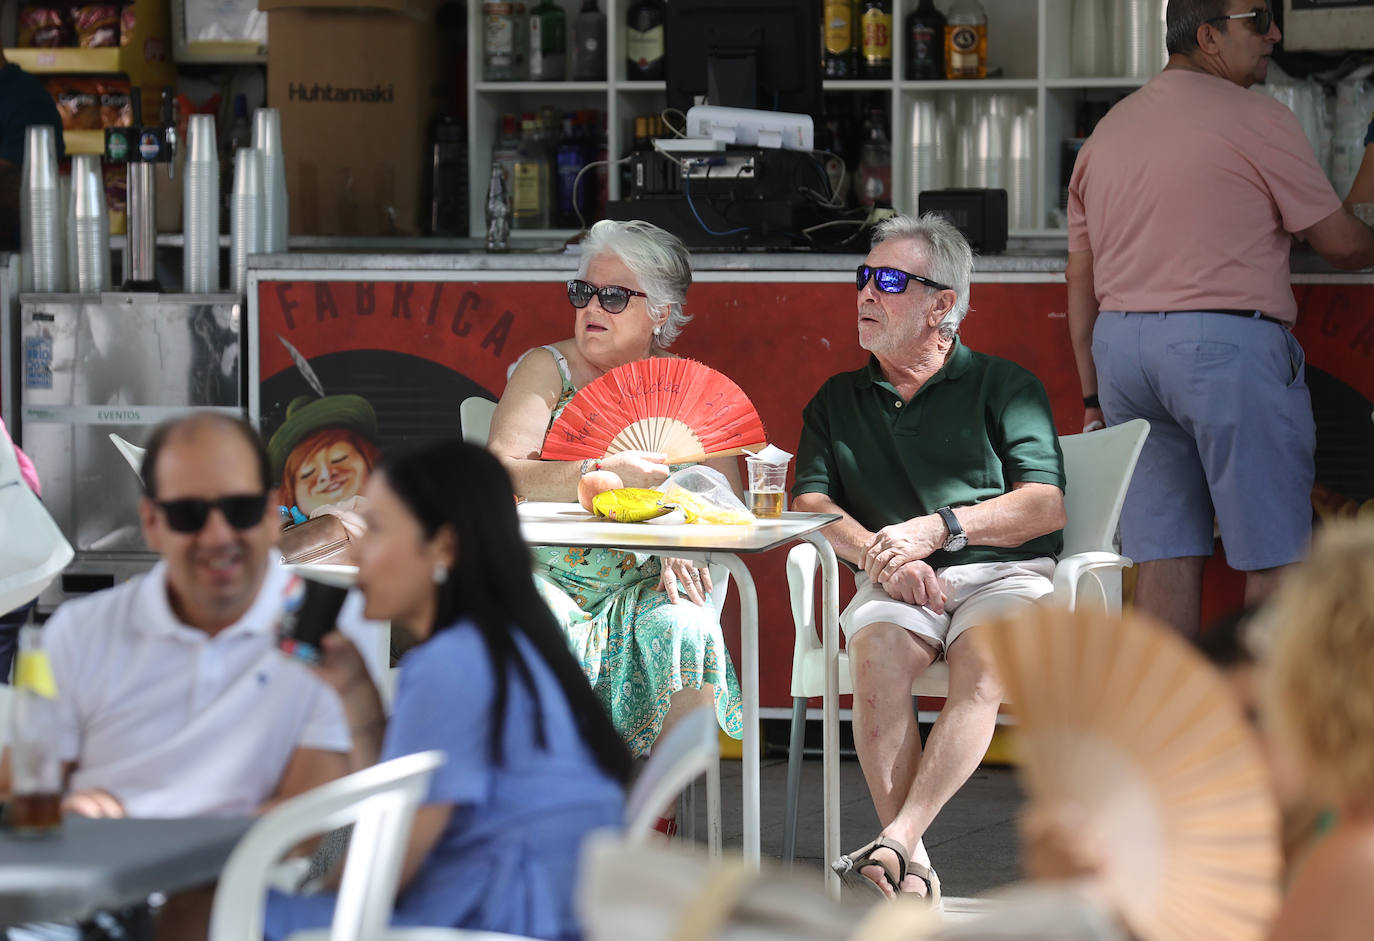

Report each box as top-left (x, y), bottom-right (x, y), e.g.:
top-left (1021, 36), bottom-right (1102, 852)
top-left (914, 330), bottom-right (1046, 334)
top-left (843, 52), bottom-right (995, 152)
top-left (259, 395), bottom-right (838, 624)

top-left (876, 625), bottom-right (1004, 895)
top-left (1134, 557), bottom-right (1208, 637)
top-left (1244, 564), bottom-right (1296, 607)
top-left (654, 682), bottom-right (716, 822)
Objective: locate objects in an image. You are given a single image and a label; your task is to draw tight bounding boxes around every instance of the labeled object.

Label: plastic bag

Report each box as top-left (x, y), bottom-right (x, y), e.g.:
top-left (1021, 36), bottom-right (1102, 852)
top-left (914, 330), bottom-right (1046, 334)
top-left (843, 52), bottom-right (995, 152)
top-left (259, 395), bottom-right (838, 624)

top-left (656, 466), bottom-right (754, 526)
top-left (592, 488), bottom-right (673, 522)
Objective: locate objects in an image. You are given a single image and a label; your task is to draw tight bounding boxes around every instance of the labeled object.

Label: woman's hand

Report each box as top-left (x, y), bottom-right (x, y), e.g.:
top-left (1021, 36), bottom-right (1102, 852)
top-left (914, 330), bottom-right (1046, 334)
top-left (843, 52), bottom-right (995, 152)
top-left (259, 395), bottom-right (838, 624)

top-left (312, 632), bottom-right (374, 703)
top-left (309, 495), bottom-right (369, 540)
top-left (599, 450), bottom-right (670, 488)
top-left (658, 557), bottom-right (713, 606)
top-left (1082, 407), bottom-right (1105, 433)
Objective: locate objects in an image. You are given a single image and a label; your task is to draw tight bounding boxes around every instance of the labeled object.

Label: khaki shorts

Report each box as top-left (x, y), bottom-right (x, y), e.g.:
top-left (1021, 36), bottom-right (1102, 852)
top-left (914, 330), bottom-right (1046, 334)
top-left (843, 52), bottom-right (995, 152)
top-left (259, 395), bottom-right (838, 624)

top-left (841, 558), bottom-right (1056, 654)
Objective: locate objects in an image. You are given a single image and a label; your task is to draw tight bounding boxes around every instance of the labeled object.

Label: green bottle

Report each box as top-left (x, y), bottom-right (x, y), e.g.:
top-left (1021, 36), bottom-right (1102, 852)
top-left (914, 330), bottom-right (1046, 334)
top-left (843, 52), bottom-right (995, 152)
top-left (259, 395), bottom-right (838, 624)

top-left (529, 0), bottom-right (566, 81)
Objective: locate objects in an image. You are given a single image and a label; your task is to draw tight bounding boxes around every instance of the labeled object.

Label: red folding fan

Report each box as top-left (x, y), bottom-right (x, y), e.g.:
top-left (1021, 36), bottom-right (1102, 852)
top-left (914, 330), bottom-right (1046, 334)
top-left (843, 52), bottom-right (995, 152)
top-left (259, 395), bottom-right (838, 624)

top-left (540, 358), bottom-right (768, 464)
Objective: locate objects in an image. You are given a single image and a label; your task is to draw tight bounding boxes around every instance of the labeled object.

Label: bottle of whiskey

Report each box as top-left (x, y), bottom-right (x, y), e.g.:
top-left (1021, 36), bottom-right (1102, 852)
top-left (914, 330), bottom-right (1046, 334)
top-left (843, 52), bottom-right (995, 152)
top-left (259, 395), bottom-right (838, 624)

top-left (905, 0), bottom-right (946, 80)
top-left (626, 0), bottom-right (666, 81)
top-left (945, 0), bottom-right (988, 80)
top-left (571, 0), bottom-right (607, 81)
top-left (860, 0), bottom-right (893, 80)
top-left (528, 0), bottom-right (566, 81)
top-left (821, 0), bottom-right (858, 80)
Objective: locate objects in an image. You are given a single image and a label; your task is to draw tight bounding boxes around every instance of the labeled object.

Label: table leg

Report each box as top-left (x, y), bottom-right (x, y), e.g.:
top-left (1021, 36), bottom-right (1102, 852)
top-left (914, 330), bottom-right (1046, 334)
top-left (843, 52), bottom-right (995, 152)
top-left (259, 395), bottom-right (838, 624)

top-left (709, 552), bottom-right (761, 864)
top-left (802, 533), bottom-right (843, 897)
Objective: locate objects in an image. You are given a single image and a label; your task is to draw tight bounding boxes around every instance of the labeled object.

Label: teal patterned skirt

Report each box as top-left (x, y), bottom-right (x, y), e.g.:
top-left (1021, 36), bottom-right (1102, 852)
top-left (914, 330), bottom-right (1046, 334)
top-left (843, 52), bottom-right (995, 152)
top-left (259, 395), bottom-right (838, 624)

top-left (532, 545), bottom-right (744, 757)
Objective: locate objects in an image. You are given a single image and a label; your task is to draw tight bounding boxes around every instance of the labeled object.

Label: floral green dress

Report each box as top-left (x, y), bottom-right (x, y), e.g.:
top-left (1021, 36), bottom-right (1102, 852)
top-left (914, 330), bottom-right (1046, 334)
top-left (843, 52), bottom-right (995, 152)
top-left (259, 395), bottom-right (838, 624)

top-left (527, 346), bottom-right (744, 756)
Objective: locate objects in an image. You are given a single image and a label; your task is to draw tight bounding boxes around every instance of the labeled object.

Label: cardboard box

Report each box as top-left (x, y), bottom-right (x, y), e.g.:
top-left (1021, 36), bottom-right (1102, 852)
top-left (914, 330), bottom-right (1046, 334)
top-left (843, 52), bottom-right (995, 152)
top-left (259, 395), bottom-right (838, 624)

top-left (260, 0), bottom-right (441, 235)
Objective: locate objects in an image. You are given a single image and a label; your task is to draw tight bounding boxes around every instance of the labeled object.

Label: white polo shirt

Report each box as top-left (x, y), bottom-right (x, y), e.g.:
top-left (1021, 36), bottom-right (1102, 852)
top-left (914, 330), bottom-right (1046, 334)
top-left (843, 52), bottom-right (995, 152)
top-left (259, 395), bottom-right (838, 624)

top-left (45, 557), bottom-right (352, 818)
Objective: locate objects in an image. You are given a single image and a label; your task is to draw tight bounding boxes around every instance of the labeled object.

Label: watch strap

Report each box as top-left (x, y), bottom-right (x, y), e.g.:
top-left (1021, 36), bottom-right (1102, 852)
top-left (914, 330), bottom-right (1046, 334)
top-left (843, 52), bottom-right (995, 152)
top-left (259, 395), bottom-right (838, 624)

top-left (937, 506), bottom-right (964, 548)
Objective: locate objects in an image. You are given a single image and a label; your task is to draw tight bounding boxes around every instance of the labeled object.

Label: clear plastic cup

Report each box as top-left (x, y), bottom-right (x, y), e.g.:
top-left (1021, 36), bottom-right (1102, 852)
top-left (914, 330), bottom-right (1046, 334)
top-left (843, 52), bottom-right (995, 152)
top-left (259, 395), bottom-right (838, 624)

top-left (745, 457), bottom-right (788, 518)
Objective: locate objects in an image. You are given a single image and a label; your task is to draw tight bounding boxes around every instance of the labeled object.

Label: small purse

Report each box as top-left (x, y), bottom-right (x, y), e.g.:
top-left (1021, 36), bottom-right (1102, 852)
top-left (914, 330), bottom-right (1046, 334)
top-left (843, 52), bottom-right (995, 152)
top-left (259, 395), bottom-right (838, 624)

top-left (278, 515), bottom-right (358, 566)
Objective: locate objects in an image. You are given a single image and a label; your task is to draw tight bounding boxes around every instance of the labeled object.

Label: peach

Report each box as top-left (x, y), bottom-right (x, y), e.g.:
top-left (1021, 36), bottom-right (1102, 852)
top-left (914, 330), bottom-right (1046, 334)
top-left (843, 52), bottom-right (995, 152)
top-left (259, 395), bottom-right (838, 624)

top-left (578, 469), bottom-right (625, 511)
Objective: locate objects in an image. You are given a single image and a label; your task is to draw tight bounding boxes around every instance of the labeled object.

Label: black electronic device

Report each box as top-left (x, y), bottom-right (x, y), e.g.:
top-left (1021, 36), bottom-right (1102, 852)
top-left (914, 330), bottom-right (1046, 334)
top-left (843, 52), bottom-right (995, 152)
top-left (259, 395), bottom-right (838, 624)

top-left (664, 0), bottom-right (823, 120)
top-left (918, 188), bottom-right (1009, 254)
top-left (277, 576), bottom-right (350, 665)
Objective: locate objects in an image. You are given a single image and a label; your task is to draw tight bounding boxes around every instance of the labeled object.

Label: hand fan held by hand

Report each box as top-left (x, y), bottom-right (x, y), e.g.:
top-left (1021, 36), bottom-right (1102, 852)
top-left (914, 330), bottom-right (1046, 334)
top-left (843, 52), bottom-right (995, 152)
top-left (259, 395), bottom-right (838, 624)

top-left (985, 606), bottom-right (1281, 941)
top-left (540, 358), bottom-right (767, 464)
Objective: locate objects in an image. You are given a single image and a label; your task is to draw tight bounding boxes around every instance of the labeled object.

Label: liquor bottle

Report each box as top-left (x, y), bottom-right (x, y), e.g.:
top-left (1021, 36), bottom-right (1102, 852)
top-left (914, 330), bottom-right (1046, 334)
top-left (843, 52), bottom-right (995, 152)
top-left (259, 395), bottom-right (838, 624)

top-left (571, 0), bottom-right (607, 81)
top-left (945, 0), bottom-right (988, 80)
top-left (485, 163), bottom-right (511, 251)
top-left (428, 113), bottom-right (466, 236)
top-left (555, 112), bottom-right (587, 228)
top-left (905, 0), bottom-right (946, 80)
top-left (822, 0), bottom-right (858, 80)
top-left (512, 115), bottom-right (551, 228)
top-left (491, 112), bottom-right (521, 195)
top-left (626, 0), bottom-right (666, 81)
top-left (484, 0), bottom-right (528, 81)
top-left (529, 0), bottom-right (566, 81)
top-left (856, 110), bottom-right (892, 208)
top-left (860, 0), bottom-right (893, 80)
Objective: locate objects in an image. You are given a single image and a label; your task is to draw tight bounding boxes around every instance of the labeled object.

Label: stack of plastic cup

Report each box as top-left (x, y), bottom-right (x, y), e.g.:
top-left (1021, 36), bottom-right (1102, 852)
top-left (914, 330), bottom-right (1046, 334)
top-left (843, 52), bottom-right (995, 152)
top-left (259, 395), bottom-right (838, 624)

top-left (20, 125), bottom-right (66, 293)
top-left (954, 122), bottom-right (977, 188)
top-left (230, 147), bottom-right (265, 296)
top-left (1071, 0), bottom-right (1111, 77)
top-left (65, 154), bottom-right (110, 294)
top-left (252, 108), bottom-right (289, 252)
top-left (907, 97), bottom-right (946, 211)
top-left (1121, 0), bottom-right (1156, 79)
top-left (183, 114), bottom-right (221, 293)
top-left (1007, 108), bottom-right (1037, 231)
top-left (972, 109), bottom-right (1007, 190)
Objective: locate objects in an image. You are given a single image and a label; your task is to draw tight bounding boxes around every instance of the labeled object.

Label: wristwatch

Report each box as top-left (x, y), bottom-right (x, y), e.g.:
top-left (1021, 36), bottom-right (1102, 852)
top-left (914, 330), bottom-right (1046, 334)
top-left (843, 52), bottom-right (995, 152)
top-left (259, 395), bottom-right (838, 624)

top-left (937, 506), bottom-right (967, 552)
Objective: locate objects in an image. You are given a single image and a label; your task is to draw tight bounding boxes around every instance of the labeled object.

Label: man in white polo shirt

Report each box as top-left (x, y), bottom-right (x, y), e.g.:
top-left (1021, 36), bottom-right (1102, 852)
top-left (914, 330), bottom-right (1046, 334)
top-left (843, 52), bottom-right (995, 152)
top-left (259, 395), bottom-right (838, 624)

top-left (2, 412), bottom-right (352, 818)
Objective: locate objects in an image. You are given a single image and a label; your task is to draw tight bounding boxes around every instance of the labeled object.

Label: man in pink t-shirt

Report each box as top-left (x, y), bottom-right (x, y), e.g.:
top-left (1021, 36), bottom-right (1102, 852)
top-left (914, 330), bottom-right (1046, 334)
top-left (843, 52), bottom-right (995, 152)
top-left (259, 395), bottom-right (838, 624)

top-left (1066, 0), bottom-right (1374, 637)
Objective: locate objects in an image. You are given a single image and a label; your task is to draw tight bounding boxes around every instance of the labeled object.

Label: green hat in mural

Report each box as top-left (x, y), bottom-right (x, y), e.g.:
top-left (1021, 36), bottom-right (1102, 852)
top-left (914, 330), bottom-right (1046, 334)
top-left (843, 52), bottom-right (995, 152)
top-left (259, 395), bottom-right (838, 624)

top-left (267, 393), bottom-right (379, 480)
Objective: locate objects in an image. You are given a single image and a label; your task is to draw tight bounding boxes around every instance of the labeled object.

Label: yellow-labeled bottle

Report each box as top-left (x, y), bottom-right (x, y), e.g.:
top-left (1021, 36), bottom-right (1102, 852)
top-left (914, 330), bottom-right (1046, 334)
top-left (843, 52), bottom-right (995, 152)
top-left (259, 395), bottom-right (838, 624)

top-left (860, 1), bottom-right (893, 80)
top-left (944, 0), bottom-right (987, 80)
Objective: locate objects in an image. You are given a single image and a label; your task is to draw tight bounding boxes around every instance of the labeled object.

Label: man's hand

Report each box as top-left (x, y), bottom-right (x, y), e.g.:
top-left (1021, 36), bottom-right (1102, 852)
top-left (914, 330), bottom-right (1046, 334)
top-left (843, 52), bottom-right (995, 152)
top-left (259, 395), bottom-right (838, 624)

top-left (879, 560), bottom-right (946, 613)
top-left (862, 516), bottom-right (945, 582)
top-left (62, 788), bottom-right (125, 818)
top-left (658, 557), bottom-right (713, 606)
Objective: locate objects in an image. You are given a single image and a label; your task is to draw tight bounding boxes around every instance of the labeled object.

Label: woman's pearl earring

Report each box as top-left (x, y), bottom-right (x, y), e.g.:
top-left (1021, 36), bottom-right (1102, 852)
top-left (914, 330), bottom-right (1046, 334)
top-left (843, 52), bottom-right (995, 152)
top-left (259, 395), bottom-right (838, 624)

top-left (433, 564), bottom-right (448, 585)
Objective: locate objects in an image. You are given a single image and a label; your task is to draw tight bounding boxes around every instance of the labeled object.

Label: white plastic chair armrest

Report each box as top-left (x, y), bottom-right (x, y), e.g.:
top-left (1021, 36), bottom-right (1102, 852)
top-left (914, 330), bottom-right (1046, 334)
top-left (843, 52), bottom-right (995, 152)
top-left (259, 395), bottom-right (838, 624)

top-left (786, 543), bottom-right (823, 699)
top-left (1052, 550), bottom-right (1133, 611)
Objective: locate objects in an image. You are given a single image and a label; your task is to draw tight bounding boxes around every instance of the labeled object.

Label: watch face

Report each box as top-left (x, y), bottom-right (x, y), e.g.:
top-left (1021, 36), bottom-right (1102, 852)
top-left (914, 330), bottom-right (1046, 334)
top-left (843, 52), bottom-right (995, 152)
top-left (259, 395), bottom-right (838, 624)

top-left (946, 534), bottom-right (968, 552)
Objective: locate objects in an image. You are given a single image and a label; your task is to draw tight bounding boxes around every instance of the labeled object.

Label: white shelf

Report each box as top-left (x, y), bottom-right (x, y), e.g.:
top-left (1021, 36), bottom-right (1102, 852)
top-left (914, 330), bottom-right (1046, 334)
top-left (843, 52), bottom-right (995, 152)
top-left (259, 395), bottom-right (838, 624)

top-left (466, 0), bottom-right (1165, 239)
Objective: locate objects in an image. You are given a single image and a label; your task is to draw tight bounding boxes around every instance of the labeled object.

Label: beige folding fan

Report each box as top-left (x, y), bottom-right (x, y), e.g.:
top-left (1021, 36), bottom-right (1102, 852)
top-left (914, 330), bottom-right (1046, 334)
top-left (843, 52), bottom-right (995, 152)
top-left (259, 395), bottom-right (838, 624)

top-left (985, 606), bottom-right (1281, 941)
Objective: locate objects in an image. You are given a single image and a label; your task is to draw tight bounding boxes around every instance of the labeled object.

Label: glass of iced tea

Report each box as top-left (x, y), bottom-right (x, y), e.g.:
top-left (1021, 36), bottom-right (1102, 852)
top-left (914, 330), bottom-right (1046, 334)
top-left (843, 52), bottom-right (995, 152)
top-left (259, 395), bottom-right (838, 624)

top-left (745, 457), bottom-right (788, 519)
top-left (7, 626), bottom-right (64, 836)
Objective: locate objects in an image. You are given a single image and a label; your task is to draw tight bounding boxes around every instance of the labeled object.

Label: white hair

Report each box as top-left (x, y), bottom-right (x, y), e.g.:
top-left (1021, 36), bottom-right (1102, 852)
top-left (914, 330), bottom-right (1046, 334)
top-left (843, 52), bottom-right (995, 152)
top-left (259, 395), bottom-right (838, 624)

top-left (871, 213), bottom-right (975, 338)
top-left (577, 219), bottom-right (693, 348)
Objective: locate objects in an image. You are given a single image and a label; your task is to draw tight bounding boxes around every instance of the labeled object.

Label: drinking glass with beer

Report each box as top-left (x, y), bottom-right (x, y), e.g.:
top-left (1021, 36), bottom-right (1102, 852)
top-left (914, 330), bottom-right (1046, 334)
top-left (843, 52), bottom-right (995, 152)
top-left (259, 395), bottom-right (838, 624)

top-left (6, 626), bottom-right (64, 835)
top-left (745, 451), bottom-right (790, 519)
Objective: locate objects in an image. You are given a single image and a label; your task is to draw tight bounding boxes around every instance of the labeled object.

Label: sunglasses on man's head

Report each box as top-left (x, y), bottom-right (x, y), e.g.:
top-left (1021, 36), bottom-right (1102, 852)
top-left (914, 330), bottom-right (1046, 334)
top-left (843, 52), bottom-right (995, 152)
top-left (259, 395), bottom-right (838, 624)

top-left (566, 279), bottom-right (648, 314)
top-left (154, 493), bottom-right (270, 533)
top-left (856, 264), bottom-right (952, 295)
top-left (1208, 6), bottom-right (1273, 34)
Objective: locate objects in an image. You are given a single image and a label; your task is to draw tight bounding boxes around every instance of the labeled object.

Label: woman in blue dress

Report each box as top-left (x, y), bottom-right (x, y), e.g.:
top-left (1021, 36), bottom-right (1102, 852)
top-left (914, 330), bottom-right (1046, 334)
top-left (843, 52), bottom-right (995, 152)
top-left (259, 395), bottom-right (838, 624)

top-left (263, 439), bottom-right (631, 941)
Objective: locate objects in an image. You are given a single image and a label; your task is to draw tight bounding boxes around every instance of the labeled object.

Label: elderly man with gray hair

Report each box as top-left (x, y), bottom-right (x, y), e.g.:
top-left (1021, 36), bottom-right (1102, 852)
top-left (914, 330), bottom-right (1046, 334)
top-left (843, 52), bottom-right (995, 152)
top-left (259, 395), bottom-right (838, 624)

top-left (793, 213), bottom-right (1066, 903)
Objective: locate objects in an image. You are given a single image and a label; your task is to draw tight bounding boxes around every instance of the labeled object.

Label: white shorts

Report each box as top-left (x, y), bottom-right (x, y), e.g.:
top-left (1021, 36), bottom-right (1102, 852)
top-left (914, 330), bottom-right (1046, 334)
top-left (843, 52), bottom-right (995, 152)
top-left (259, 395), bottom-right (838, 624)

top-left (841, 558), bottom-right (1056, 653)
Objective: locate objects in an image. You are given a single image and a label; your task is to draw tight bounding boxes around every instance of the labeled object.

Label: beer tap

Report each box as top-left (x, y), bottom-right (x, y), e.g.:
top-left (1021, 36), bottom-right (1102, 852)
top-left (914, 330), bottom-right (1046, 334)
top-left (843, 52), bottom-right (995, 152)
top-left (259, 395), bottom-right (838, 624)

top-left (105, 87), bottom-right (176, 291)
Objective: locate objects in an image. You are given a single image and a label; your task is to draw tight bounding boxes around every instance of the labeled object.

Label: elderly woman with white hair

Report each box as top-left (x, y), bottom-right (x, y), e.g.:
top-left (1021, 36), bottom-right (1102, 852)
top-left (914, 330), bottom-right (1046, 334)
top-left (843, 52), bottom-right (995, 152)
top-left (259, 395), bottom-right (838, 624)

top-left (488, 220), bottom-right (743, 830)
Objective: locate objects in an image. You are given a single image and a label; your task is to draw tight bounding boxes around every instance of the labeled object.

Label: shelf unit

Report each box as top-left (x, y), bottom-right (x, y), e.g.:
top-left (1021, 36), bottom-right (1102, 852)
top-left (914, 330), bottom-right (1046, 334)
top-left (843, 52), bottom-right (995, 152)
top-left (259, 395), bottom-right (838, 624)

top-left (465, 0), bottom-right (1167, 240)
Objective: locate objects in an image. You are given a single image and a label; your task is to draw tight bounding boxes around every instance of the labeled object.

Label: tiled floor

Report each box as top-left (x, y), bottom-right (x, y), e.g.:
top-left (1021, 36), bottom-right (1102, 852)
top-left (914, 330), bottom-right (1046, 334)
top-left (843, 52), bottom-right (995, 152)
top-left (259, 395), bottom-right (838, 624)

top-left (682, 744), bottom-right (1025, 902)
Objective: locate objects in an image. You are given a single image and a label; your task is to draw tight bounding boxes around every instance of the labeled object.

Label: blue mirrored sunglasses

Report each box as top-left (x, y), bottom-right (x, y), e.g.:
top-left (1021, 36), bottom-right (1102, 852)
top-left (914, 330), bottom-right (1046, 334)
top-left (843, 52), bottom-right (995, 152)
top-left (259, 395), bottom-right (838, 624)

top-left (856, 264), bottom-right (952, 295)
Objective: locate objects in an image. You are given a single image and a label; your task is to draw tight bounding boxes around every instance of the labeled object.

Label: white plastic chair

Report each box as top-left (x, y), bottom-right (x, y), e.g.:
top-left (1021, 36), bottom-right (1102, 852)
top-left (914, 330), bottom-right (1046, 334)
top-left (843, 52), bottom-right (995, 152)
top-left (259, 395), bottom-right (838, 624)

top-left (209, 749), bottom-right (446, 941)
top-left (0, 432), bottom-right (74, 614)
top-left (624, 706), bottom-right (722, 857)
top-left (779, 418), bottom-right (1151, 861)
top-left (459, 396), bottom-right (497, 446)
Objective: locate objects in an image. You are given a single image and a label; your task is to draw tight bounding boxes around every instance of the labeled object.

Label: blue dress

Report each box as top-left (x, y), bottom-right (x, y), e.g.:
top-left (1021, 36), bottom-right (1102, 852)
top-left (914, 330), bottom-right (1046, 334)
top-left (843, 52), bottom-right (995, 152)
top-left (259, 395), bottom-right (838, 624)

top-left (263, 622), bottom-right (626, 941)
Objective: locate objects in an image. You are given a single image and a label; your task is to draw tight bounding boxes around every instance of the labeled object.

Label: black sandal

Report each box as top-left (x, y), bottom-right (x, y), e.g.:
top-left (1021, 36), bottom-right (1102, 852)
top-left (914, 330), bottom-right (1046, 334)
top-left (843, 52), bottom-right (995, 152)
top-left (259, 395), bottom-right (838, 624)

top-left (831, 835), bottom-right (910, 898)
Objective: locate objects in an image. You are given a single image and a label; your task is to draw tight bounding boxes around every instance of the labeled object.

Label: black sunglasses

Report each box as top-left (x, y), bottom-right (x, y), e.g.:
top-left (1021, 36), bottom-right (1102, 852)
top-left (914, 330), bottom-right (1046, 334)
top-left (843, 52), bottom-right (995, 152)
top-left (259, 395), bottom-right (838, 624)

top-left (856, 264), bottom-right (952, 295)
top-left (567, 279), bottom-right (649, 314)
top-left (1207, 6), bottom-right (1273, 34)
top-left (154, 493), bottom-right (270, 533)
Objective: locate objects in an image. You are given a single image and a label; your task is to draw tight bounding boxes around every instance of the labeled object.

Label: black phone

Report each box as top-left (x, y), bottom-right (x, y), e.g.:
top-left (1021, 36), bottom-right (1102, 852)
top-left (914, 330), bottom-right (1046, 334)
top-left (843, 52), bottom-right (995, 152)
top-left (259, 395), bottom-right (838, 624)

top-left (277, 576), bottom-right (349, 665)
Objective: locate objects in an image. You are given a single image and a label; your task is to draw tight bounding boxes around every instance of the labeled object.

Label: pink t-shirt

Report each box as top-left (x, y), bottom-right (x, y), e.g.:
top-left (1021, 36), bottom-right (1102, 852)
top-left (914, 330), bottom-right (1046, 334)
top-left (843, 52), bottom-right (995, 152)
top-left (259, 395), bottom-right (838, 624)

top-left (1, 418), bottom-right (41, 496)
top-left (1068, 69), bottom-right (1341, 325)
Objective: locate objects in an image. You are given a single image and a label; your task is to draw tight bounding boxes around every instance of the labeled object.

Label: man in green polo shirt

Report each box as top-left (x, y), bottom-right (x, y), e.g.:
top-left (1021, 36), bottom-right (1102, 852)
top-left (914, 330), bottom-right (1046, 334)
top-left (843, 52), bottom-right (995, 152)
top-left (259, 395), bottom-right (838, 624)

top-left (794, 213), bottom-right (1066, 902)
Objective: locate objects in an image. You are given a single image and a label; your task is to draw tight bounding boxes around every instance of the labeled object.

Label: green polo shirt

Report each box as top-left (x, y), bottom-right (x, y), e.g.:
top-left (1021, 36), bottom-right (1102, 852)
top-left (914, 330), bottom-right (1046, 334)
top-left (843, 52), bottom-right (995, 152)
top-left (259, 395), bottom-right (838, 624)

top-left (793, 339), bottom-right (1065, 569)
